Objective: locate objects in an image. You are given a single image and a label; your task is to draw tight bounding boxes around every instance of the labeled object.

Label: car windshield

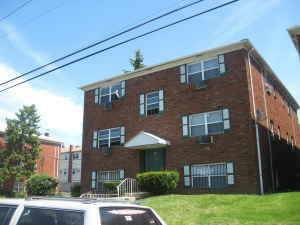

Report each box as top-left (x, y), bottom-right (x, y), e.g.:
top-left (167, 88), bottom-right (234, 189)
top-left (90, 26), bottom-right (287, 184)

top-left (0, 204), bottom-right (17, 225)
top-left (100, 207), bottom-right (162, 225)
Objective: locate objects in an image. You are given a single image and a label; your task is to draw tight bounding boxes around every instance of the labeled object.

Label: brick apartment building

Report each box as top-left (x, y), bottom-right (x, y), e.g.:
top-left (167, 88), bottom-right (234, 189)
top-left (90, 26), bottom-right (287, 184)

top-left (58, 145), bottom-right (82, 192)
top-left (0, 131), bottom-right (63, 178)
top-left (80, 39), bottom-right (300, 194)
top-left (288, 25), bottom-right (300, 55)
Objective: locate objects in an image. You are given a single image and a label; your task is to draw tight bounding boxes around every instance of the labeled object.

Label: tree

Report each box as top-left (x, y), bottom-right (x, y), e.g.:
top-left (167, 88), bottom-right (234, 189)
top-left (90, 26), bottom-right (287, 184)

top-left (0, 105), bottom-right (40, 195)
top-left (130, 49), bottom-right (145, 70)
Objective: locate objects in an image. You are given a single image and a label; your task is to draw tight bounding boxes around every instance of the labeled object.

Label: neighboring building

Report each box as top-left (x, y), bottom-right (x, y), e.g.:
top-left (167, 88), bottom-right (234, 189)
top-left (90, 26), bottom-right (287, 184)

top-left (36, 133), bottom-right (63, 178)
top-left (288, 25), bottom-right (300, 55)
top-left (58, 145), bottom-right (82, 192)
top-left (0, 130), bottom-right (5, 149)
top-left (0, 130), bottom-right (63, 178)
top-left (80, 39), bottom-right (300, 195)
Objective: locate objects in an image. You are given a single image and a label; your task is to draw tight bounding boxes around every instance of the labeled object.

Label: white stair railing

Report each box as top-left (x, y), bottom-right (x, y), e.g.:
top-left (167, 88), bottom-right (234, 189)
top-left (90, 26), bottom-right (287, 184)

top-left (117, 178), bottom-right (140, 197)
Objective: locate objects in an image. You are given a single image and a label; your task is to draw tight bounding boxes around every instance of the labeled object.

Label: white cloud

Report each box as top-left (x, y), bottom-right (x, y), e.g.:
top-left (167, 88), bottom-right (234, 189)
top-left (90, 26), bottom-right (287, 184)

top-left (211, 0), bottom-right (281, 45)
top-left (0, 63), bottom-right (83, 145)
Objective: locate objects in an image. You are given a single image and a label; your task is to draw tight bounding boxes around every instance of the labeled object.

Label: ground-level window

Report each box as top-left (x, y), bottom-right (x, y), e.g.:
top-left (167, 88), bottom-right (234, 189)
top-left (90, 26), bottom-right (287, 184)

top-left (16, 207), bottom-right (84, 225)
top-left (0, 205), bottom-right (17, 225)
top-left (91, 169), bottom-right (125, 192)
top-left (184, 162), bottom-right (234, 189)
top-left (100, 207), bottom-right (162, 225)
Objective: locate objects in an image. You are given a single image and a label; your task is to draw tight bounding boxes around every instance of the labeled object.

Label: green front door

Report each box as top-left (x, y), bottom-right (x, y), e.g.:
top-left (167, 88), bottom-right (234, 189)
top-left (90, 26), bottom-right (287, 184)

top-left (143, 149), bottom-right (165, 172)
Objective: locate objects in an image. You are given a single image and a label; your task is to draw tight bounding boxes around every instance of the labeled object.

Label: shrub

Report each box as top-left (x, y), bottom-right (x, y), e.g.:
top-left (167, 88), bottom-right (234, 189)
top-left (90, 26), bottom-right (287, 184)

top-left (136, 171), bottom-right (179, 195)
top-left (103, 181), bottom-right (120, 192)
top-left (71, 184), bottom-right (81, 197)
top-left (26, 174), bottom-right (57, 196)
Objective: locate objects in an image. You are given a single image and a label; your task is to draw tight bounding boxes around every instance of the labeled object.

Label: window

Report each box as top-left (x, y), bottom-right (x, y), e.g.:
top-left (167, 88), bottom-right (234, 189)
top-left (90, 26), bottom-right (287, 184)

top-left (94, 81), bottom-right (125, 105)
top-left (63, 169), bottom-right (67, 175)
top-left (16, 207), bottom-right (84, 225)
top-left (72, 169), bottom-right (76, 175)
top-left (93, 169), bottom-right (125, 192)
top-left (182, 109), bottom-right (230, 137)
top-left (270, 120), bottom-right (274, 136)
top-left (146, 91), bottom-right (159, 115)
top-left (72, 152), bottom-right (80, 160)
top-left (180, 55), bottom-right (225, 84)
top-left (140, 90), bottom-right (164, 116)
top-left (0, 205), bottom-right (17, 225)
top-left (91, 171), bottom-right (97, 189)
top-left (190, 162), bottom-right (234, 189)
top-left (93, 127), bottom-right (125, 149)
top-left (63, 154), bottom-right (68, 160)
top-left (100, 207), bottom-right (162, 225)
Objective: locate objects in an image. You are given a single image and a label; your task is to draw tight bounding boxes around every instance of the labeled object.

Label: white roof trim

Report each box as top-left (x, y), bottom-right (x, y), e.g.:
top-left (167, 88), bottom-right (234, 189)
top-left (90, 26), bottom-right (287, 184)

top-left (125, 131), bottom-right (170, 149)
top-left (79, 40), bottom-right (251, 91)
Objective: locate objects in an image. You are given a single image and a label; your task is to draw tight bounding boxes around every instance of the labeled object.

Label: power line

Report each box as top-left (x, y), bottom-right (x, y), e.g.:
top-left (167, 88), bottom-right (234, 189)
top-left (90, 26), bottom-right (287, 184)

top-left (0, 0), bottom-right (206, 87)
top-left (0, 0), bottom-right (33, 23)
top-left (0, 0), bottom-right (241, 93)
top-left (0, 0), bottom-right (67, 40)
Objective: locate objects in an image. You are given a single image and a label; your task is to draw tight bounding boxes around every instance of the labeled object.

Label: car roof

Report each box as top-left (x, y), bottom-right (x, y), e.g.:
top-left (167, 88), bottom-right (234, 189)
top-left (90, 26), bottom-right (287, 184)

top-left (0, 198), bottom-right (147, 211)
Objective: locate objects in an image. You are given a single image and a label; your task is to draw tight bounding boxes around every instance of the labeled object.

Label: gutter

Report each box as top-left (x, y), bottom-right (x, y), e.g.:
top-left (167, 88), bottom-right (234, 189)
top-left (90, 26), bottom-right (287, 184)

top-left (248, 49), bottom-right (264, 195)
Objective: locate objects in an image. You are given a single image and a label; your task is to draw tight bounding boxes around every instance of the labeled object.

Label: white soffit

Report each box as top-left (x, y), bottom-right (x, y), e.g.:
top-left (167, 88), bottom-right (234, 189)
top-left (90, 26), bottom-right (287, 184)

top-left (125, 131), bottom-right (170, 149)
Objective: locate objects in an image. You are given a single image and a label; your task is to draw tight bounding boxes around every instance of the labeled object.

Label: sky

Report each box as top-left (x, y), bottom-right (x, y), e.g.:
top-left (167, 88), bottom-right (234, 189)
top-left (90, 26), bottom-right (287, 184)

top-left (0, 0), bottom-right (299, 145)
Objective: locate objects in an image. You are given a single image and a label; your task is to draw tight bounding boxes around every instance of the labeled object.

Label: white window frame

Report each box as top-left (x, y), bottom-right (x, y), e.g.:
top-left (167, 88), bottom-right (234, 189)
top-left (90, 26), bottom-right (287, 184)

top-left (191, 162), bottom-right (233, 188)
top-left (189, 110), bottom-right (224, 136)
top-left (145, 91), bottom-right (160, 115)
top-left (97, 127), bottom-right (124, 148)
top-left (95, 81), bottom-right (125, 104)
top-left (187, 57), bottom-right (219, 82)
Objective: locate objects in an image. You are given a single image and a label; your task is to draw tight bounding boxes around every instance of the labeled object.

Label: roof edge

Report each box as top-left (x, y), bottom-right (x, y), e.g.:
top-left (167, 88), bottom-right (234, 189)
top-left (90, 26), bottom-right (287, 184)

top-left (80, 39), bottom-right (251, 91)
top-left (80, 39), bottom-right (299, 109)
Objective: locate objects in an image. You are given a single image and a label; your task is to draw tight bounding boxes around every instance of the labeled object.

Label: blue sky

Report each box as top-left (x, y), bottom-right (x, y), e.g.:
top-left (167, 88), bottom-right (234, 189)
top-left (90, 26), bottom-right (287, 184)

top-left (0, 0), bottom-right (299, 145)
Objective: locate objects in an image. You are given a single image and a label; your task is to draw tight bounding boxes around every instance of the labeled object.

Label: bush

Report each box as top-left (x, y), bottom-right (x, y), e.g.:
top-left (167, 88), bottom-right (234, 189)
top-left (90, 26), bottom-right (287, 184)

top-left (26, 174), bottom-right (57, 196)
top-left (136, 171), bottom-right (179, 195)
top-left (71, 184), bottom-right (81, 197)
top-left (103, 181), bottom-right (120, 192)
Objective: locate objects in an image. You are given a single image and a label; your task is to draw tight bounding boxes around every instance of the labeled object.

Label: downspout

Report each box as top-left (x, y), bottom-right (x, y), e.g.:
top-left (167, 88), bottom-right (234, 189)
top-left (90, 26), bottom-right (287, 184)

top-left (248, 49), bottom-right (264, 195)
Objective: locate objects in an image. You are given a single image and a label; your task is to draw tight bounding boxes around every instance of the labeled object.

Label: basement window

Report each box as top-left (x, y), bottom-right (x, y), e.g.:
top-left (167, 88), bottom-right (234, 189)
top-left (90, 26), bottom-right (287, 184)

top-left (190, 162), bottom-right (234, 189)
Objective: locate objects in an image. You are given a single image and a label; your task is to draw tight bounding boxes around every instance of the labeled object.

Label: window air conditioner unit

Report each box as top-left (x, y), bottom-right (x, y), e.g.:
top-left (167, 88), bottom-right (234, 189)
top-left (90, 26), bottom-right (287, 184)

top-left (100, 146), bottom-right (112, 155)
top-left (265, 83), bottom-right (273, 94)
top-left (196, 135), bottom-right (214, 144)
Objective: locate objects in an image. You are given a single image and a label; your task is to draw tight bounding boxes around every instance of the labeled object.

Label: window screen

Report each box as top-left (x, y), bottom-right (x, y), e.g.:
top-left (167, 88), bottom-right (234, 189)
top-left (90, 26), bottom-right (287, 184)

top-left (0, 205), bottom-right (17, 225)
top-left (16, 207), bottom-right (84, 225)
top-left (100, 207), bottom-right (161, 225)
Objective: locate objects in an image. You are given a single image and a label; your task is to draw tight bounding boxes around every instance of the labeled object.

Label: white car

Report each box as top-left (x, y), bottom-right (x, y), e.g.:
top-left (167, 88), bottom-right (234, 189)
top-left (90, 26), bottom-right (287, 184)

top-left (0, 197), bottom-right (166, 225)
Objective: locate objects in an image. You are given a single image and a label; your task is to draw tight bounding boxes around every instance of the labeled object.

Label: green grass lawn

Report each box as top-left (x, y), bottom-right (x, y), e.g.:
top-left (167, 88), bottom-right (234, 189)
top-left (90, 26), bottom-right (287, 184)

top-left (142, 192), bottom-right (300, 225)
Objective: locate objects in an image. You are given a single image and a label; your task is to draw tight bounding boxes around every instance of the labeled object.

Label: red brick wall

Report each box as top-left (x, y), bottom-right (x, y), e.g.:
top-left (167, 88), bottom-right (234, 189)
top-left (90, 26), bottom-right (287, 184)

top-left (0, 133), bottom-right (60, 178)
top-left (246, 56), bottom-right (300, 148)
top-left (81, 49), bottom-right (260, 194)
top-left (36, 142), bottom-right (60, 178)
top-left (0, 134), bottom-right (4, 149)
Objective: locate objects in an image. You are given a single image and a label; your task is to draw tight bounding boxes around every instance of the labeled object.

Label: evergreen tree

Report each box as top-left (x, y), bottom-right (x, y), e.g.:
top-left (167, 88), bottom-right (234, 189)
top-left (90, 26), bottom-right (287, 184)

top-left (130, 49), bottom-right (145, 70)
top-left (0, 105), bottom-right (40, 195)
